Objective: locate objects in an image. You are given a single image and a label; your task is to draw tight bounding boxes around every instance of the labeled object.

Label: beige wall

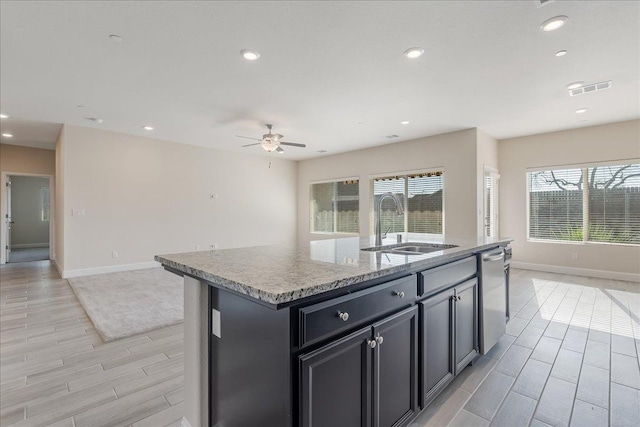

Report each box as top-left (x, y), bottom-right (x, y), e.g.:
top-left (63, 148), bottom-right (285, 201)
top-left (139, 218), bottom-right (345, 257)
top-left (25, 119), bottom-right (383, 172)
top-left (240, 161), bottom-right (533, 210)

top-left (0, 143), bottom-right (56, 264)
top-left (10, 176), bottom-right (50, 247)
top-left (499, 119), bottom-right (640, 277)
top-left (297, 128), bottom-right (479, 244)
top-left (476, 130), bottom-right (499, 237)
top-left (0, 143), bottom-right (55, 175)
top-left (55, 128), bottom-right (65, 271)
top-left (59, 125), bottom-right (297, 275)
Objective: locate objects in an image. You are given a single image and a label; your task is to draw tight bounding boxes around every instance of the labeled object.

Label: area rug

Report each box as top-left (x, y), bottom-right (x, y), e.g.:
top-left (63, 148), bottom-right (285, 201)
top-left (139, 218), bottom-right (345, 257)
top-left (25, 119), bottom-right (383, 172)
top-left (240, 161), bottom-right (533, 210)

top-left (68, 268), bottom-right (184, 342)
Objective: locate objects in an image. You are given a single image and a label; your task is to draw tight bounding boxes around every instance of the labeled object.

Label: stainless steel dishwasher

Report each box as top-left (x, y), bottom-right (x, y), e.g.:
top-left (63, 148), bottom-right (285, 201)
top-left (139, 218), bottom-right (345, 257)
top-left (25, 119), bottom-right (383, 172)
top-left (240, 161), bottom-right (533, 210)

top-left (479, 248), bottom-right (507, 355)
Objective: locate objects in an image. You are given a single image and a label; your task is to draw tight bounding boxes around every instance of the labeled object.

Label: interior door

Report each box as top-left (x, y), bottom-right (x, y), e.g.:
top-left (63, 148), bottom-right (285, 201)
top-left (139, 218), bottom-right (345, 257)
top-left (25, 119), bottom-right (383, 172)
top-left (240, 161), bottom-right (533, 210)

top-left (5, 176), bottom-right (12, 262)
top-left (484, 168), bottom-right (500, 238)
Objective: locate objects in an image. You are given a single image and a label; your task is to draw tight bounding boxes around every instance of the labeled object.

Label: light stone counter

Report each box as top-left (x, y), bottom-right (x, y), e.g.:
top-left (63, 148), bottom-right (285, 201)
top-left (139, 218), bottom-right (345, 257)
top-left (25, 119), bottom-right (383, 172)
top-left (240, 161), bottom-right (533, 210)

top-left (155, 234), bottom-right (513, 307)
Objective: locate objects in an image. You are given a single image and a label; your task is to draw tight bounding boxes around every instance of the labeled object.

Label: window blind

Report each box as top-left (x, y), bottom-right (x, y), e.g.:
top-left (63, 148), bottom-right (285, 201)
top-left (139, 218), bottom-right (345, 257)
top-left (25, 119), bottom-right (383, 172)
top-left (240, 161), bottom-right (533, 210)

top-left (373, 171), bottom-right (444, 235)
top-left (587, 164), bottom-right (640, 244)
top-left (528, 163), bottom-right (640, 245)
top-left (310, 180), bottom-right (359, 233)
top-left (528, 168), bottom-right (584, 241)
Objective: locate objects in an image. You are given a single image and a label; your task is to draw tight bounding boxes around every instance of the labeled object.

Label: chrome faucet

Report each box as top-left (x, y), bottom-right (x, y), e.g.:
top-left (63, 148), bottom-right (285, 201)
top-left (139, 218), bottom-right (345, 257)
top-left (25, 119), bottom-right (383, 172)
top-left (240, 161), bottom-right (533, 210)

top-left (375, 192), bottom-right (404, 246)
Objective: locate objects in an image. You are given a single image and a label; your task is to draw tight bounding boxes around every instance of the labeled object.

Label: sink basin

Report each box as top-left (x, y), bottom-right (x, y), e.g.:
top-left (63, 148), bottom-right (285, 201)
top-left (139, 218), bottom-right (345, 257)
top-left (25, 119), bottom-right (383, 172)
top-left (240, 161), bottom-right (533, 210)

top-left (362, 242), bottom-right (458, 255)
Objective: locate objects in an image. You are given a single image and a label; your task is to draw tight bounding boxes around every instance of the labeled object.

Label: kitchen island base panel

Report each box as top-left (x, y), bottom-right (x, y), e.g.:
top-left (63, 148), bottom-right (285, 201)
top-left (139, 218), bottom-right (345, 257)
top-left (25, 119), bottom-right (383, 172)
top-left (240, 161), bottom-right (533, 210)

top-left (209, 283), bottom-right (292, 427)
top-left (183, 276), bottom-right (209, 427)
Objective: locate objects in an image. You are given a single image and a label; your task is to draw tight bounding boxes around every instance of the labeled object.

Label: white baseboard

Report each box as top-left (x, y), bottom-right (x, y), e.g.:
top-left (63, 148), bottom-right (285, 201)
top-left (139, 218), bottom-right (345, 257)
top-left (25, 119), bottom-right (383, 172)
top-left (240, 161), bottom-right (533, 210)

top-left (62, 261), bottom-right (161, 278)
top-left (53, 259), bottom-right (64, 278)
top-left (11, 243), bottom-right (49, 249)
top-left (511, 261), bottom-right (640, 283)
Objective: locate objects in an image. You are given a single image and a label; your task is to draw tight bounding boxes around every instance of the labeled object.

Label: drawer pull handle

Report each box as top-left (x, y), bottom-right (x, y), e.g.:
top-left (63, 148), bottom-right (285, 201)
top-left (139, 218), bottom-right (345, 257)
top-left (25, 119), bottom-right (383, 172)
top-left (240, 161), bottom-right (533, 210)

top-left (376, 334), bottom-right (384, 345)
top-left (367, 339), bottom-right (377, 349)
top-left (337, 311), bottom-right (349, 321)
top-left (394, 291), bottom-right (405, 298)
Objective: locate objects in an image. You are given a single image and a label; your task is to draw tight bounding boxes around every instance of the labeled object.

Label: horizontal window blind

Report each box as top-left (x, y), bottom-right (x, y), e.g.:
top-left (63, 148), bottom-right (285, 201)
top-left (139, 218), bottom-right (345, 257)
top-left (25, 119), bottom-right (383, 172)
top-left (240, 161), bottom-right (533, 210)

top-left (528, 163), bottom-right (640, 245)
top-left (310, 180), bottom-right (359, 233)
top-left (529, 168), bottom-right (584, 241)
top-left (587, 164), bottom-right (640, 244)
top-left (373, 171), bottom-right (444, 235)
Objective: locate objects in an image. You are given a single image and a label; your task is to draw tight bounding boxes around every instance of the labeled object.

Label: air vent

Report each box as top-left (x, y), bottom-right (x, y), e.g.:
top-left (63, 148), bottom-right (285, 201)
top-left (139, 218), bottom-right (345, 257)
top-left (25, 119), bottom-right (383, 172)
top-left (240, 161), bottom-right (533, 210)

top-left (385, 134), bottom-right (399, 139)
top-left (317, 150), bottom-right (327, 153)
top-left (84, 117), bottom-right (103, 124)
top-left (569, 80), bottom-right (612, 97)
top-left (536, 0), bottom-right (555, 7)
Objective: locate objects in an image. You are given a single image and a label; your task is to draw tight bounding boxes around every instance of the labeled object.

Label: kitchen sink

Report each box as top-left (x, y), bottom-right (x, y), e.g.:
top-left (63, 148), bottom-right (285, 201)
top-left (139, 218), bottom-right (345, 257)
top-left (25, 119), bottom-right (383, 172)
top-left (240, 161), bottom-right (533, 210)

top-left (362, 242), bottom-right (458, 255)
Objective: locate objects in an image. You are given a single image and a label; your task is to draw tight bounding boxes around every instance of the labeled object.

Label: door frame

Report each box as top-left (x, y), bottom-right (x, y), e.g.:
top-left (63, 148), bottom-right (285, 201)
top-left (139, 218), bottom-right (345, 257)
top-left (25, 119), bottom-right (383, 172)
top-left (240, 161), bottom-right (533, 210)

top-left (0, 171), bottom-right (55, 264)
top-left (483, 166), bottom-right (500, 238)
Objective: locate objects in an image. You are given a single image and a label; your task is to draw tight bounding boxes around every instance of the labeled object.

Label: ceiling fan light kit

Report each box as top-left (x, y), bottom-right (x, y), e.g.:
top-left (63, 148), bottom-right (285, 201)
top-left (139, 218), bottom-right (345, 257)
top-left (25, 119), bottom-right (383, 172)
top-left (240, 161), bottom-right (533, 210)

top-left (237, 124), bottom-right (307, 153)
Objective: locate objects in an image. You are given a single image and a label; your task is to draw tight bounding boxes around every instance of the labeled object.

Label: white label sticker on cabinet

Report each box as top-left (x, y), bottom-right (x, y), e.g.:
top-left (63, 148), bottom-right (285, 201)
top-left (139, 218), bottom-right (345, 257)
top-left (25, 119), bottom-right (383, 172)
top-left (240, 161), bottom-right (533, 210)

top-left (212, 308), bottom-right (221, 338)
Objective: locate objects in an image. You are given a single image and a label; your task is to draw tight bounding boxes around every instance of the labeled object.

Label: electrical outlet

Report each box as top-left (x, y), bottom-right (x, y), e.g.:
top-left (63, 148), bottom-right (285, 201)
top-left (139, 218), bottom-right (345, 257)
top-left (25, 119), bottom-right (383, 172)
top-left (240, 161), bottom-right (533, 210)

top-left (196, 244), bottom-right (200, 251)
top-left (112, 251), bottom-right (118, 259)
top-left (210, 244), bottom-right (215, 251)
top-left (571, 252), bottom-right (579, 260)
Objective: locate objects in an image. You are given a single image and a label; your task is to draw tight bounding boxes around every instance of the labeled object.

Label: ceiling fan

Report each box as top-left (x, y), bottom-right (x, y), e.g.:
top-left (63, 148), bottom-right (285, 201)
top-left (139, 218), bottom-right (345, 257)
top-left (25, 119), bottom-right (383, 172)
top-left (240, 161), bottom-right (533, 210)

top-left (236, 124), bottom-right (306, 153)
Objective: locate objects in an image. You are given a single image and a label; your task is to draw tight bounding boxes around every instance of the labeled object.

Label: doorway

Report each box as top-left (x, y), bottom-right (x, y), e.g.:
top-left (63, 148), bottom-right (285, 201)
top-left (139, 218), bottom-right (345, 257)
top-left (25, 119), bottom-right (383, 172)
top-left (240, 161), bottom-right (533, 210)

top-left (2, 174), bottom-right (52, 263)
top-left (484, 167), bottom-right (500, 238)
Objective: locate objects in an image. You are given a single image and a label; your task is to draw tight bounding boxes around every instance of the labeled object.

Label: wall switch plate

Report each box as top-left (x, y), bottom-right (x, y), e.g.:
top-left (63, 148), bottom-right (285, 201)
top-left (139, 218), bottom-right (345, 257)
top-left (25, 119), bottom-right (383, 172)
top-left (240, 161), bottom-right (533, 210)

top-left (211, 308), bottom-right (221, 338)
top-left (112, 251), bottom-right (118, 258)
top-left (196, 244), bottom-right (200, 251)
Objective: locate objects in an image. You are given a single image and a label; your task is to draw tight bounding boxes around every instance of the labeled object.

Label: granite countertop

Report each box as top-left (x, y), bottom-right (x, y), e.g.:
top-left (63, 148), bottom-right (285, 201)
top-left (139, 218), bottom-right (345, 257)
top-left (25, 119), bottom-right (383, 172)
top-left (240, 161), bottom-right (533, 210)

top-left (155, 234), bottom-right (513, 307)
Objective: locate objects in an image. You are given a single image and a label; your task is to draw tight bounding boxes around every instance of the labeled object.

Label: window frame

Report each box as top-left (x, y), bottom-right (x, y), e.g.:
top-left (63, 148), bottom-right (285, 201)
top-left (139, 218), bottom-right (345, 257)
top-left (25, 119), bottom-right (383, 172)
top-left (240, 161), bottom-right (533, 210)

top-left (309, 176), bottom-right (360, 236)
top-left (526, 159), bottom-right (640, 247)
top-left (369, 167), bottom-right (446, 236)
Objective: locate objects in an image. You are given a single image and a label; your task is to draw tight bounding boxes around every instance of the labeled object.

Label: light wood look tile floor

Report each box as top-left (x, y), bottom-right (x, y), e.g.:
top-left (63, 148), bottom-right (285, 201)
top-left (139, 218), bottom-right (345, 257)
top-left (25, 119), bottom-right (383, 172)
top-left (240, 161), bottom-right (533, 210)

top-left (0, 261), bottom-right (184, 427)
top-left (1, 261), bottom-right (639, 426)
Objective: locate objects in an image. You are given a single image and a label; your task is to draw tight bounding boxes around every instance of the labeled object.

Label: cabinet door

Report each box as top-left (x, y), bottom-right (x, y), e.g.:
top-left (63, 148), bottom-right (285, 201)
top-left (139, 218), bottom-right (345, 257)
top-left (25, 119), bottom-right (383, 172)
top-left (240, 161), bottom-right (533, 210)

top-left (454, 279), bottom-right (479, 374)
top-left (420, 288), bottom-right (455, 406)
top-left (372, 306), bottom-right (418, 427)
top-left (299, 327), bottom-right (372, 427)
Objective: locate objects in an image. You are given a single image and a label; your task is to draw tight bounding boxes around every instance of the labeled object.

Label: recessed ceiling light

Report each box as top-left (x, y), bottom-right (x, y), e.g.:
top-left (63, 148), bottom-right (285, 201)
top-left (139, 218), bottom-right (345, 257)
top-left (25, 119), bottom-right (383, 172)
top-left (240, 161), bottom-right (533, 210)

top-left (555, 50), bottom-right (567, 57)
top-left (403, 47), bottom-right (424, 59)
top-left (575, 108), bottom-right (588, 114)
top-left (143, 126), bottom-right (154, 131)
top-left (109, 34), bottom-right (123, 42)
top-left (0, 114), bottom-right (8, 119)
top-left (400, 121), bottom-right (410, 125)
top-left (2, 133), bottom-right (13, 138)
top-left (566, 81), bottom-right (584, 90)
top-left (540, 16), bottom-right (568, 32)
top-left (240, 49), bottom-right (260, 61)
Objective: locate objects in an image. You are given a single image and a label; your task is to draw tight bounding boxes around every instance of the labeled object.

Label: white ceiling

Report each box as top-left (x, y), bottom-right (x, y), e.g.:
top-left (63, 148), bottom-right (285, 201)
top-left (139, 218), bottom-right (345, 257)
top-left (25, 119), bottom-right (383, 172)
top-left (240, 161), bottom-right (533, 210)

top-left (0, 117), bottom-right (61, 150)
top-left (1, 1), bottom-right (638, 160)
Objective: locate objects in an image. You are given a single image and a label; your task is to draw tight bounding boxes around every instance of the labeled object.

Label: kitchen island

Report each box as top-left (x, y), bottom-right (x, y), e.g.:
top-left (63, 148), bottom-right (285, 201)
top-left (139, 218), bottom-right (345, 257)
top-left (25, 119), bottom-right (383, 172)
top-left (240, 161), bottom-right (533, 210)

top-left (156, 234), bottom-right (512, 427)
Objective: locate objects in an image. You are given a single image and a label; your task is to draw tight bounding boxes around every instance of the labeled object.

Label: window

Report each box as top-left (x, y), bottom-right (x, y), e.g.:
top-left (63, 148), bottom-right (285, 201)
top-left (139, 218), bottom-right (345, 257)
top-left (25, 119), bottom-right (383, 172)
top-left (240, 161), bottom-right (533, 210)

top-left (528, 163), bottom-right (640, 245)
top-left (372, 171), bottom-right (444, 235)
top-left (310, 179), bottom-right (359, 233)
top-left (41, 187), bottom-right (50, 222)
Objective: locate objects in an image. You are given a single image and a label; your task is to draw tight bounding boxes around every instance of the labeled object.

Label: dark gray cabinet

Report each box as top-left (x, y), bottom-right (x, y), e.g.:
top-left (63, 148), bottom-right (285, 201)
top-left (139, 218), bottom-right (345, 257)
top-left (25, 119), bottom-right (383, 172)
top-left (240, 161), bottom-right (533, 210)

top-left (420, 278), bottom-right (479, 406)
top-left (299, 327), bottom-right (372, 427)
top-left (420, 287), bottom-right (455, 405)
top-left (373, 307), bottom-right (419, 427)
top-left (300, 306), bottom-right (418, 427)
top-left (454, 279), bottom-right (478, 374)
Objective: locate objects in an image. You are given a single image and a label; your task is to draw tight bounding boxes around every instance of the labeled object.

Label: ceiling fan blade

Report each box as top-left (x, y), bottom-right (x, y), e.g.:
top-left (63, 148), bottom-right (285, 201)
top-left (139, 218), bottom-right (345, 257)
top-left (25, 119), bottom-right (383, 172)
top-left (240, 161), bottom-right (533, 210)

top-left (236, 135), bottom-right (262, 141)
top-left (276, 147), bottom-right (285, 153)
top-left (280, 142), bottom-right (306, 148)
top-left (241, 143), bottom-right (261, 147)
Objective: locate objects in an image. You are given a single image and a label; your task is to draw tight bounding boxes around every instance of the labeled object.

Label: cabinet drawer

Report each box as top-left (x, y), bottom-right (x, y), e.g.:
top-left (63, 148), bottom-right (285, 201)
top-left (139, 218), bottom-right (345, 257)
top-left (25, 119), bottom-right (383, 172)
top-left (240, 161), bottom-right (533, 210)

top-left (420, 256), bottom-right (476, 297)
top-left (299, 275), bottom-right (417, 348)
